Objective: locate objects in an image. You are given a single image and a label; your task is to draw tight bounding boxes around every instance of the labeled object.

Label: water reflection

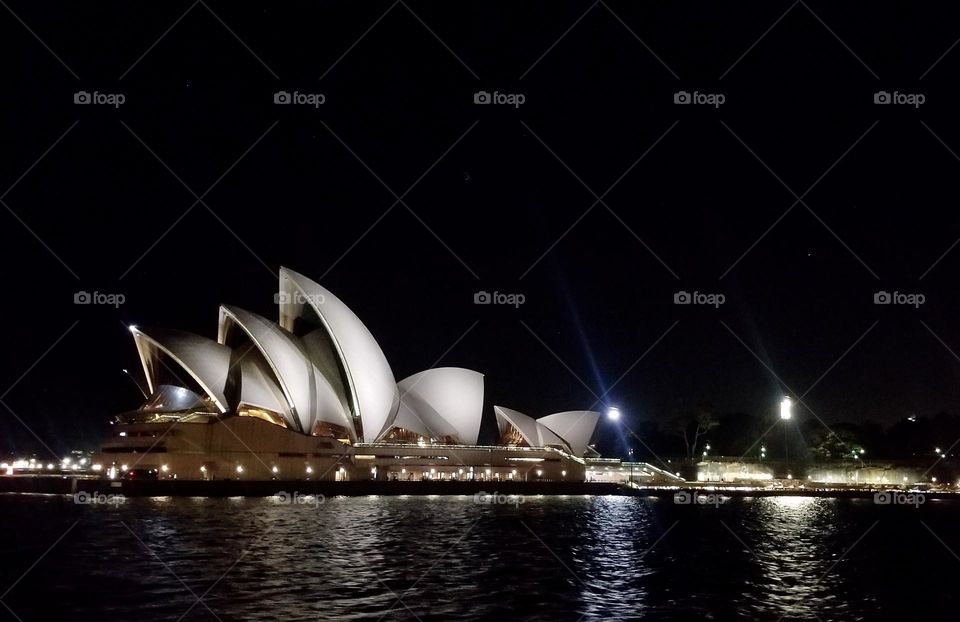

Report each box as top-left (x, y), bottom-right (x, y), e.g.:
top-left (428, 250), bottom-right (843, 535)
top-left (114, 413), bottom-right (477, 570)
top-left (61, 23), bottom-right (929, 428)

top-left (743, 497), bottom-right (846, 619)
top-left (577, 497), bottom-right (654, 619)
top-left (0, 494), bottom-right (954, 620)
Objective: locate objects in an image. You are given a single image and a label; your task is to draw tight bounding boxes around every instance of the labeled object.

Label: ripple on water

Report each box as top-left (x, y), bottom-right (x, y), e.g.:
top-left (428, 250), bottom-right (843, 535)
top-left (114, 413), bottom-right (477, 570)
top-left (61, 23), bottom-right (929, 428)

top-left (0, 494), bottom-right (956, 620)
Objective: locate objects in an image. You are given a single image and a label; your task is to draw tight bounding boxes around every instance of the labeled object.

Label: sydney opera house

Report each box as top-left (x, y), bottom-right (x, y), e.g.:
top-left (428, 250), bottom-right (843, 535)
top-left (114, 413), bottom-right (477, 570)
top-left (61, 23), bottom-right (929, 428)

top-left (94, 268), bottom-right (604, 482)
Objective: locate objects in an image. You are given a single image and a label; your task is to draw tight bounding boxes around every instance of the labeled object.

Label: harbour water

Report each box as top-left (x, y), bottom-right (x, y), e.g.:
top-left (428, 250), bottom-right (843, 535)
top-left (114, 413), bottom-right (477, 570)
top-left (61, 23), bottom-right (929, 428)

top-left (1, 494), bottom-right (957, 620)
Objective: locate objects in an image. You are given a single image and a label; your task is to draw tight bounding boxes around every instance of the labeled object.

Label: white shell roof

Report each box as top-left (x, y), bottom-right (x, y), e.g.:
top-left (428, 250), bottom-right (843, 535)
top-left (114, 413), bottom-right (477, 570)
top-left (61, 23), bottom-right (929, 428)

top-left (278, 267), bottom-right (399, 443)
top-left (130, 327), bottom-right (231, 413)
top-left (494, 406), bottom-right (570, 451)
top-left (381, 367), bottom-right (485, 444)
top-left (537, 411), bottom-right (600, 457)
top-left (237, 352), bottom-right (293, 422)
top-left (218, 305), bottom-right (352, 436)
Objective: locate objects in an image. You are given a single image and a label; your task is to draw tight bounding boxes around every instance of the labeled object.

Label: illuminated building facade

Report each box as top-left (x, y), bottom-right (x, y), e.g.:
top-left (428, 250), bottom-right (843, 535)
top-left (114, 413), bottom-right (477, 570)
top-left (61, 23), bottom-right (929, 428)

top-left (95, 268), bottom-right (602, 481)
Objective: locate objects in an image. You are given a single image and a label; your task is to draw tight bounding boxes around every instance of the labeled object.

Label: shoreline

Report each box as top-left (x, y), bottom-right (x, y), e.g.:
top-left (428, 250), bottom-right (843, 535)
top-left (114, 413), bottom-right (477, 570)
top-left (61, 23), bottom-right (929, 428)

top-left (0, 476), bottom-right (957, 499)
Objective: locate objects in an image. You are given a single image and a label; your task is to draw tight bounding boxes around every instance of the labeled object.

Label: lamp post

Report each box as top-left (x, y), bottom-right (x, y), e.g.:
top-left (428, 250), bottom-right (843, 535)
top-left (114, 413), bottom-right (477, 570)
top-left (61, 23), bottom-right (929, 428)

top-left (780, 396), bottom-right (792, 461)
top-left (608, 407), bottom-right (629, 480)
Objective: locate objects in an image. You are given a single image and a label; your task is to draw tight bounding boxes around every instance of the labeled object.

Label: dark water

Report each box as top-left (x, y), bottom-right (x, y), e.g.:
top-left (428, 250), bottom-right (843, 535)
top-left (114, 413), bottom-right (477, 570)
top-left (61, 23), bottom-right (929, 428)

top-left (1, 494), bottom-right (958, 621)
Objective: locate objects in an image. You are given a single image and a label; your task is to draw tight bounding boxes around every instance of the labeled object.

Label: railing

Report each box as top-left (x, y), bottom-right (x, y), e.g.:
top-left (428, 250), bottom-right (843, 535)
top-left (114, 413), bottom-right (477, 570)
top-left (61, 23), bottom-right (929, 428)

top-left (627, 462), bottom-right (685, 482)
top-left (354, 442), bottom-right (587, 464)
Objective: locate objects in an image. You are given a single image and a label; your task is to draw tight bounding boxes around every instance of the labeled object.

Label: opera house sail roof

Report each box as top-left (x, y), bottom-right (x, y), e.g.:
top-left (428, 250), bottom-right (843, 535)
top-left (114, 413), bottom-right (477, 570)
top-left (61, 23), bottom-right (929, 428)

top-left (123, 267), bottom-right (600, 456)
top-left (494, 407), bottom-right (601, 457)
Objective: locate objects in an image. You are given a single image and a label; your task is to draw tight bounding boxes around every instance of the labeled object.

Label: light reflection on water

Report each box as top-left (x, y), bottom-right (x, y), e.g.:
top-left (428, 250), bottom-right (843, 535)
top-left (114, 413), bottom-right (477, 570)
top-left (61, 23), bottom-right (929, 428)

top-left (743, 497), bottom-right (854, 620)
top-left (0, 494), bottom-right (956, 620)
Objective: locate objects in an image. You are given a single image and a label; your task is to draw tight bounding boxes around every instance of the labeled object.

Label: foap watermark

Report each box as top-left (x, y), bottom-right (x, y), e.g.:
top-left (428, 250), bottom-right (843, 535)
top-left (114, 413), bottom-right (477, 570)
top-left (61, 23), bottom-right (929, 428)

top-left (874, 290), bottom-right (925, 308)
top-left (274, 90), bottom-right (325, 108)
top-left (674, 290), bottom-right (725, 308)
top-left (873, 90), bottom-right (925, 108)
top-left (274, 290), bottom-right (325, 306)
top-left (673, 490), bottom-right (727, 507)
top-left (474, 491), bottom-right (524, 507)
top-left (74, 490), bottom-right (125, 505)
top-left (473, 90), bottom-right (525, 108)
top-left (274, 491), bottom-right (325, 507)
top-left (74, 90), bottom-right (126, 108)
top-left (474, 290), bottom-right (525, 308)
top-left (74, 290), bottom-right (125, 308)
top-left (674, 90), bottom-right (725, 108)
top-left (874, 491), bottom-right (925, 508)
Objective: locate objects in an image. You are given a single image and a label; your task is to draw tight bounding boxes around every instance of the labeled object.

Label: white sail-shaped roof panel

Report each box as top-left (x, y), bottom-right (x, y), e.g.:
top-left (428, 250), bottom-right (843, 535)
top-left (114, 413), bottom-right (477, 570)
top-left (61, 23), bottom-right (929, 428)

top-left (388, 397), bottom-right (460, 441)
top-left (130, 327), bottom-right (231, 413)
top-left (494, 406), bottom-right (570, 451)
top-left (278, 267), bottom-right (399, 443)
top-left (238, 353), bottom-right (293, 422)
top-left (537, 411), bottom-right (600, 457)
top-left (218, 305), bottom-right (352, 437)
top-left (380, 368), bottom-right (484, 443)
top-left (402, 368), bottom-right (484, 443)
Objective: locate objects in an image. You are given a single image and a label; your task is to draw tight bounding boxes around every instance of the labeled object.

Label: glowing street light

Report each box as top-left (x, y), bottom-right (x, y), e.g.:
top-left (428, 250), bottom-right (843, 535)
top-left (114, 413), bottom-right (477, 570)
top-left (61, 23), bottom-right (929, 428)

top-left (780, 396), bottom-right (793, 420)
top-left (779, 397), bottom-right (793, 460)
top-left (607, 406), bottom-right (621, 421)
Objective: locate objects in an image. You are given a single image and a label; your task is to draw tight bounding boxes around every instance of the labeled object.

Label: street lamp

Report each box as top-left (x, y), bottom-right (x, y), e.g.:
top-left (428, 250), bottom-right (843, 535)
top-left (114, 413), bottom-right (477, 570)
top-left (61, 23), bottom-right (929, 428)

top-left (780, 396), bottom-right (793, 461)
top-left (780, 397), bottom-right (793, 420)
top-left (627, 448), bottom-right (634, 484)
top-left (607, 406), bottom-right (621, 421)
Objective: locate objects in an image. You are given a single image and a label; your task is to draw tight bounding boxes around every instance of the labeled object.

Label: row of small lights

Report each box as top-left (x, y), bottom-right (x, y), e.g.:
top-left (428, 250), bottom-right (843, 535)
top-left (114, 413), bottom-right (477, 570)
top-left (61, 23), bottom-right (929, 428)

top-left (5, 460), bottom-right (550, 478)
top-left (2, 457), bottom-right (90, 475)
top-left (101, 465), bottom-right (556, 478)
top-left (398, 468), bottom-right (555, 478)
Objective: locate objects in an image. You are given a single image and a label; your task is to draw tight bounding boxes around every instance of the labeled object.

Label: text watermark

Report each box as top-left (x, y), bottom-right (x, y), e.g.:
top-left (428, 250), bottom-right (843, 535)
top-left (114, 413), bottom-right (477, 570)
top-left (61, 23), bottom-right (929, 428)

top-left (674, 290), bottom-right (725, 308)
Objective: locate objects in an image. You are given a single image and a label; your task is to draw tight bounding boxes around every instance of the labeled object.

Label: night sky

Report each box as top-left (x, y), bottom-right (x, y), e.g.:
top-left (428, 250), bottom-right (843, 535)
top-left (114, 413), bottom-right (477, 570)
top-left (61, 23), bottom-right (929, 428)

top-left (3, 2), bottom-right (960, 457)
